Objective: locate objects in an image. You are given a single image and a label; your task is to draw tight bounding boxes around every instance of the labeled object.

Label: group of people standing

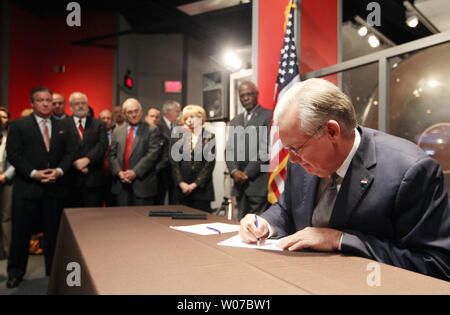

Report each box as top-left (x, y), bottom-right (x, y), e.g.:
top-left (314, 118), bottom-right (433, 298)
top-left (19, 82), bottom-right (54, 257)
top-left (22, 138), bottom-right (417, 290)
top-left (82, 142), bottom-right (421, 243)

top-left (1, 80), bottom-right (271, 288)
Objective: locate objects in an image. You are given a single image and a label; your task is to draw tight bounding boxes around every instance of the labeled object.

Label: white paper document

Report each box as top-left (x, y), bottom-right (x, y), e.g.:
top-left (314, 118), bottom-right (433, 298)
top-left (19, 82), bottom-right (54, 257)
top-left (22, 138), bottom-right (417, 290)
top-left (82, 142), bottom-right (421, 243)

top-left (170, 222), bottom-right (240, 235)
top-left (217, 234), bottom-right (283, 251)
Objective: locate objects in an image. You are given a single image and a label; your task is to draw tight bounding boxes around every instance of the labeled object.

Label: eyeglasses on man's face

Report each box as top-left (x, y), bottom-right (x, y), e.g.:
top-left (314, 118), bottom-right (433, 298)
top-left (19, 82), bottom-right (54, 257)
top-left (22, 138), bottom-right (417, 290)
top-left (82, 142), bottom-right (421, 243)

top-left (282, 125), bottom-right (324, 157)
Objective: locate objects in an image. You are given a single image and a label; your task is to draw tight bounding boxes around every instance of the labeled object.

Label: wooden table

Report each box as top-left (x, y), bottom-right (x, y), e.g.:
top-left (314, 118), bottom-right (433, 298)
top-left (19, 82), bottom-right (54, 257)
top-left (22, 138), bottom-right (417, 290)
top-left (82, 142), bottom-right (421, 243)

top-left (47, 205), bottom-right (450, 295)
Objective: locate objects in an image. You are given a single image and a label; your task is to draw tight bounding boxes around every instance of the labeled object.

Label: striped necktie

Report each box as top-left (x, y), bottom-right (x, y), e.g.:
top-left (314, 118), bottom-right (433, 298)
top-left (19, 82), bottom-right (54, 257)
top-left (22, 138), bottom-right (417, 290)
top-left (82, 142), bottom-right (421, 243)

top-left (41, 119), bottom-right (50, 152)
top-left (78, 119), bottom-right (84, 139)
top-left (312, 173), bottom-right (339, 227)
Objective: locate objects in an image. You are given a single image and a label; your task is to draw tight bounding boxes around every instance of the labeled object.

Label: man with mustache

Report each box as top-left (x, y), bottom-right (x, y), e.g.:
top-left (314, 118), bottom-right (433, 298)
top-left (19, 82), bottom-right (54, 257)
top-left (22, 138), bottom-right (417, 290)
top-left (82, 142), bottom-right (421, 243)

top-left (61, 92), bottom-right (108, 208)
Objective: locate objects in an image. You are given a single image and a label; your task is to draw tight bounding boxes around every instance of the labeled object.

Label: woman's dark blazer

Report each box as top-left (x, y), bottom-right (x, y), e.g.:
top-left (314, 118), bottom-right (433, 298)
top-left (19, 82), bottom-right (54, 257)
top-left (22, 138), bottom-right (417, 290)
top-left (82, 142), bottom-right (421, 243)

top-left (170, 127), bottom-right (216, 202)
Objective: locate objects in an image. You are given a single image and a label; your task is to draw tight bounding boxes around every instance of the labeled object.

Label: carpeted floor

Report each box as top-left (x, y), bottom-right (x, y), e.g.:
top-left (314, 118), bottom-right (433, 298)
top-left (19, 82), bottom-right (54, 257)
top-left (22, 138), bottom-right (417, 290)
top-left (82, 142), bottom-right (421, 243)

top-left (0, 255), bottom-right (48, 295)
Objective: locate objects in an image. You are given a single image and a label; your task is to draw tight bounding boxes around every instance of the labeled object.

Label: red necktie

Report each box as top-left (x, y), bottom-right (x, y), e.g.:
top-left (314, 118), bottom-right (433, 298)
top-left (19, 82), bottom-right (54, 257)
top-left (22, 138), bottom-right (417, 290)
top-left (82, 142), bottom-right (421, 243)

top-left (123, 126), bottom-right (134, 171)
top-left (103, 144), bottom-right (111, 175)
top-left (78, 119), bottom-right (84, 139)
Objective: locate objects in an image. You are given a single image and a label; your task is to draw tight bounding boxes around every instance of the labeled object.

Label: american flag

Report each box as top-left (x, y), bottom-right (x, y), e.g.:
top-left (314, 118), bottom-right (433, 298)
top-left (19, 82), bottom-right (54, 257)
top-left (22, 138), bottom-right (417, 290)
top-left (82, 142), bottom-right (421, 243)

top-left (268, 0), bottom-right (300, 204)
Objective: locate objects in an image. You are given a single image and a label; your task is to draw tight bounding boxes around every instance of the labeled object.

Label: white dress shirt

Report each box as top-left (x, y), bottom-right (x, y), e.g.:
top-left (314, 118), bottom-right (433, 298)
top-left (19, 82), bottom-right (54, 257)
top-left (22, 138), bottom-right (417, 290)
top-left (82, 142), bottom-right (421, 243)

top-left (73, 116), bottom-right (86, 139)
top-left (30, 115), bottom-right (63, 178)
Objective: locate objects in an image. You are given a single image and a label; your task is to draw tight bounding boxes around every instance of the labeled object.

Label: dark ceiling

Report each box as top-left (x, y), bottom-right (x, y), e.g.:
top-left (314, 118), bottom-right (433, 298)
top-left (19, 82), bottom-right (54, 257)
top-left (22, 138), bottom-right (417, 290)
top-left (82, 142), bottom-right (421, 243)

top-left (9, 0), bottom-right (432, 49)
top-left (343, 0), bottom-right (432, 45)
top-left (9, 0), bottom-right (252, 51)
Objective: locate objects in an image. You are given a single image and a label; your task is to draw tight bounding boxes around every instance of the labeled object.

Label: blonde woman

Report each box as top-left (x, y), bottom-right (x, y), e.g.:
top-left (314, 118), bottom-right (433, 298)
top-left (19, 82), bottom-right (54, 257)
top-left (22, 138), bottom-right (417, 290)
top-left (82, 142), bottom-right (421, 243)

top-left (170, 105), bottom-right (215, 212)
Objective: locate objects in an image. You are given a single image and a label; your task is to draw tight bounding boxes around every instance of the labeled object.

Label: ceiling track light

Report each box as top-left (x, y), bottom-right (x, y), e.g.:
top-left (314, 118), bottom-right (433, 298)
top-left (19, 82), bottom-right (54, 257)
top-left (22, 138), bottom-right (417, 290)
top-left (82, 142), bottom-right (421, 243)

top-left (406, 14), bottom-right (419, 28)
top-left (354, 15), bottom-right (396, 47)
top-left (358, 26), bottom-right (368, 37)
top-left (403, 1), bottom-right (440, 34)
top-left (368, 34), bottom-right (380, 48)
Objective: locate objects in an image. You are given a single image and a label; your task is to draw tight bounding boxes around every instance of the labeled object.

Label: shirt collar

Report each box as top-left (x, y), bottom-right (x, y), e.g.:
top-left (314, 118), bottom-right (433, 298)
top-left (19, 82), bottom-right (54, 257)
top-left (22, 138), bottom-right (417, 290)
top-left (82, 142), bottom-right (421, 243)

top-left (336, 128), bottom-right (361, 178)
top-left (127, 123), bottom-right (139, 131)
top-left (34, 114), bottom-right (51, 124)
top-left (163, 116), bottom-right (172, 128)
top-left (246, 104), bottom-right (259, 116)
top-left (73, 116), bottom-right (86, 124)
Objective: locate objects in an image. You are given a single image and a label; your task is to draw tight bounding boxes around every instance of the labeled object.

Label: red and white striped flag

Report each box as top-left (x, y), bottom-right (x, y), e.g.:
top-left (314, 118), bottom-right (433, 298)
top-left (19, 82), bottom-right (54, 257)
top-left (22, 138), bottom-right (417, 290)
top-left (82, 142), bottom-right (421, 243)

top-left (268, 0), bottom-right (300, 204)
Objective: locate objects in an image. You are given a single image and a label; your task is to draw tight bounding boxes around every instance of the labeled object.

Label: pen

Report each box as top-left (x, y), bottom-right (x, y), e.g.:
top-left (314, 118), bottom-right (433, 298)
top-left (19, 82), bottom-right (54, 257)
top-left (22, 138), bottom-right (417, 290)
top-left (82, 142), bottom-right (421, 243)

top-left (255, 215), bottom-right (260, 247)
top-left (206, 226), bottom-right (221, 234)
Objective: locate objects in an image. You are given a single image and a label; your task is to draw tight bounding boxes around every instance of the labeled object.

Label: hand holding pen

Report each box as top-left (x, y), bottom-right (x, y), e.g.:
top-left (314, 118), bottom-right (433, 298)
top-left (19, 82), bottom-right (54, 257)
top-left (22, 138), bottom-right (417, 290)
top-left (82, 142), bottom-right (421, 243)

top-left (255, 215), bottom-right (261, 246)
top-left (238, 214), bottom-right (270, 245)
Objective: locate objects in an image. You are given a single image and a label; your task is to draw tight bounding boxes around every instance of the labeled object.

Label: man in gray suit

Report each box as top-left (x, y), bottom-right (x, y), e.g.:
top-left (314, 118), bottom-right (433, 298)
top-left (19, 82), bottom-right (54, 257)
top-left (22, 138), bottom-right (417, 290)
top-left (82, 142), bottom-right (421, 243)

top-left (239, 79), bottom-right (449, 281)
top-left (158, 101), bottom-right (181, 204)
top-left (226, 81), bottom-right (272, 220)
top-left (109, 98), bottom-right (163, 206)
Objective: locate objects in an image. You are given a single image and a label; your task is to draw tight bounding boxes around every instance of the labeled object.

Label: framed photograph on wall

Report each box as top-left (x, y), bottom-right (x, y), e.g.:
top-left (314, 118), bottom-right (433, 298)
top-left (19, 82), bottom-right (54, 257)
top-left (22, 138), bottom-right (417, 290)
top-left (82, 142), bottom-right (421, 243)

top-left (202, 71), bottom-right (229, 121)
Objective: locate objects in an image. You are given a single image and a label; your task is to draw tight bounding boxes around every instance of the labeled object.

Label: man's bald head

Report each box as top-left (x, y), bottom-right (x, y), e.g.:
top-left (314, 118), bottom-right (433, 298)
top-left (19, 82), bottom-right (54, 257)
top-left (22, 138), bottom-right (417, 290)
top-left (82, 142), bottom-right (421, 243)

top-left (52, 93), bottom-right (66, 117)
top-left (122, 98), bottom-right (142, 125)
top-left (99, 109), bottom-right (113, 131)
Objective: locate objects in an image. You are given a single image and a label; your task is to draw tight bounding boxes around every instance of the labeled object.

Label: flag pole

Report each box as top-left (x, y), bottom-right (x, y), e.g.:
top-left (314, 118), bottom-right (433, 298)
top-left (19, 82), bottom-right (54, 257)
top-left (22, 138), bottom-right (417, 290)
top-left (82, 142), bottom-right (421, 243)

top-left (267, 0), bottom-right (300, 204)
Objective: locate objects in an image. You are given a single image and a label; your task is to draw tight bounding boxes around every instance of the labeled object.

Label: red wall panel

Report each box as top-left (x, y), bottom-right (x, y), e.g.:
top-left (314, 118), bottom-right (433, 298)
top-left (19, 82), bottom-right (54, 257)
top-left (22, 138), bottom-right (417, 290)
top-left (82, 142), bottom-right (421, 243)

top-left (8, 5), bottom-right (114, 119)
top-left (257, 0), bottom-right (290, 110)
top-left (257, 0), bottom-right (338, 110)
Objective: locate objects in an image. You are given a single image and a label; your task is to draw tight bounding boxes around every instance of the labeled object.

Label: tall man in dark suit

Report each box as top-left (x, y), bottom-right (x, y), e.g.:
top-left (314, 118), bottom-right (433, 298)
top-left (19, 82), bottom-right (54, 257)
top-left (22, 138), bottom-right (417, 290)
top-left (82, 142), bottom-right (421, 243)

top-left (146, 107), bottom-right (170, 205)
top-left (99, 109), bottom-right (115, 206)
top-left (62, 92), bottom-right (108, 208)
top-left (6, 87), bottom-right (75, 288)
top-left (158, 101), bottom-right (180, 204)
top-left (109, 98), bottom-right (162, 206)
top-left (226, 81), bottom-right (272, 220)
top-left (239, 78), bottom-right (450, 281)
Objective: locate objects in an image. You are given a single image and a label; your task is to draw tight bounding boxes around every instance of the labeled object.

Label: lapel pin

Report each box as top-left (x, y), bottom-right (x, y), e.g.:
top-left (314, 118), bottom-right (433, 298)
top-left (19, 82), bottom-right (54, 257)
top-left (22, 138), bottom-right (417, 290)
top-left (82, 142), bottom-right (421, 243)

top-left (360, 179), bottom-right (369, 185)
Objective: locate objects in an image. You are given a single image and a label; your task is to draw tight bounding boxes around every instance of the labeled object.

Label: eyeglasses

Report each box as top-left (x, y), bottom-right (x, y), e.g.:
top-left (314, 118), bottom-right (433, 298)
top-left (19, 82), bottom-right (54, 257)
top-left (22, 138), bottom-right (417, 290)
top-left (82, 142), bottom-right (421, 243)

top-left (282, 125), bottom-right (324, 157)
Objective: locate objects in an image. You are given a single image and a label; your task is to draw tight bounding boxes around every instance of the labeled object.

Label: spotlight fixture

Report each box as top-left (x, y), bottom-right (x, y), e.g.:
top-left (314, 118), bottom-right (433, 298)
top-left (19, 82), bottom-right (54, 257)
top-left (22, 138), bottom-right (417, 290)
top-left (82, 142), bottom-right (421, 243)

top-left (403, 1), bottom-right (440, 33)
top-left (358, 26), bottom-right (368, 36)
top-left (368, 34), bottom-right (380, 48)
top-left (354, 15), bottom-right (396, 47)
top-left (406, 15), bottom-right (419, 28)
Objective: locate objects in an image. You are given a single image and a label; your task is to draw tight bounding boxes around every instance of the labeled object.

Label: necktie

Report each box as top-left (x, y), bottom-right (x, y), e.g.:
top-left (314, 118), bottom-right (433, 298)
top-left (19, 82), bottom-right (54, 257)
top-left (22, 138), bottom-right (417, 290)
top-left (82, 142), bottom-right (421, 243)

top-left (78, 119), bottom-right (84, 139)
top-left (103, 144), bottom-right (111, 175)
top-left (312, 173), bottom-right (339, 227)
top-left (41, 119), bottom-right (50, 152)
top-left (123, 126), bottom-right (134, 171)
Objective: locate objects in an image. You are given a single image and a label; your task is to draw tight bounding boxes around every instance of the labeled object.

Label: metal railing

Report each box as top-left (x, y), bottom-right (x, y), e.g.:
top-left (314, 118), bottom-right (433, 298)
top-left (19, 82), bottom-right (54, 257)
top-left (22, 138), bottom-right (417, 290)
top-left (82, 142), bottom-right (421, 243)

top-left (301, 30), bottom-right (450, 133)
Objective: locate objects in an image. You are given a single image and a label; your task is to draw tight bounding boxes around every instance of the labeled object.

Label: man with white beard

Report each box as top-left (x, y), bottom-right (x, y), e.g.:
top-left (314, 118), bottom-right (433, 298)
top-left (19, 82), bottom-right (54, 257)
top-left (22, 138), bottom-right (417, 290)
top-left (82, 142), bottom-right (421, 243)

top-left (62, 92), bottom-right (108, 208)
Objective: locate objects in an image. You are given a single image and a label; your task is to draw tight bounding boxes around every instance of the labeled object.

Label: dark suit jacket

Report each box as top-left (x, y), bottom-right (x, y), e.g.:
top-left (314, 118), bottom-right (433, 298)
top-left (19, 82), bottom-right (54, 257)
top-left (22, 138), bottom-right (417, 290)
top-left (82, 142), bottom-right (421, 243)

top-left (109, 122), bottom-right (162, 198)
top-left (170, 128), bottom-right (216, 201)
top-left (225, 105), bottom-right (272, 197)
top-left (158, 119), bottom-right (171, 139)
top-left (62, 116), bottom-right (108, 188)
top-left (261, 126), bottom-right (450, 281)
top-left (155, 128), bottom-right (170, 173)
top-left (6, 115), bottom-right (75, 198)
